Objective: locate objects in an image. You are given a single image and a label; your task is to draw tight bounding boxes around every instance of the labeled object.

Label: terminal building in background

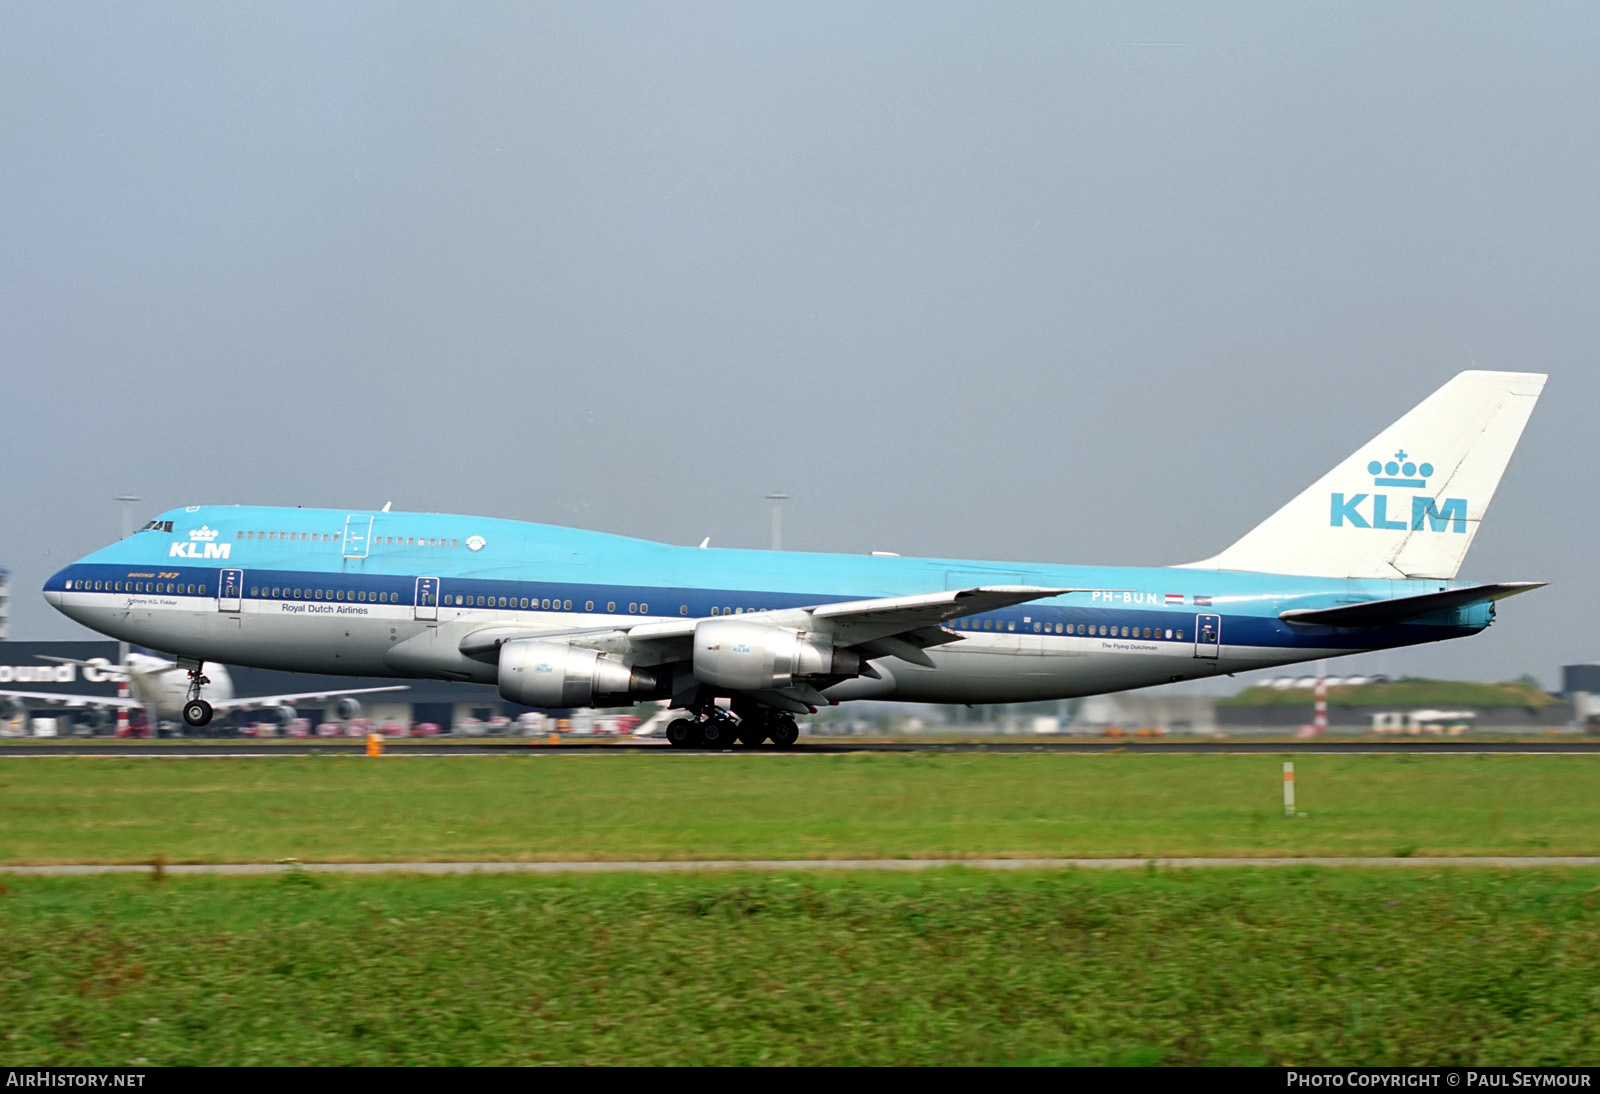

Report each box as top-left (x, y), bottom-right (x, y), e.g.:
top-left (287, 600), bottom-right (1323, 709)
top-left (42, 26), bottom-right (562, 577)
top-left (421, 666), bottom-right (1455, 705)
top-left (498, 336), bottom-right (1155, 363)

top-left (1563, 664), bottom-right (1600, 727)
top-left (0, 638), bottom-right (583, 736)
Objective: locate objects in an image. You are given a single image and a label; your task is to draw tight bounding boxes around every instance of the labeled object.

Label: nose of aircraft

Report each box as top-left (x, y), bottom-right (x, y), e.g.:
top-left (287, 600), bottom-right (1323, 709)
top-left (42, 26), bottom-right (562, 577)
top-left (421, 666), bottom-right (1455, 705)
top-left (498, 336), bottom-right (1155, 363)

top-left (43, 565), bottom-right (70, 609)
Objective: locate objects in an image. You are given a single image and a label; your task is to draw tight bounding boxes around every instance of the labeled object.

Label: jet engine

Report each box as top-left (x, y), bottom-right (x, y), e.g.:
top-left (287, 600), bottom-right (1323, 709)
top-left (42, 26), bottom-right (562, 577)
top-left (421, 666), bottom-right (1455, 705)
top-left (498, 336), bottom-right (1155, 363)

top-left (332, 697), bottom-right (364, 721)
top-left (0, 697), bottom-right (22, 723)
top-left (498, 640), bottom-right (656, 708)
top-left (269, 705), bottom-right (298, 727)
top-left (691, 619), bottom-right (860, 692)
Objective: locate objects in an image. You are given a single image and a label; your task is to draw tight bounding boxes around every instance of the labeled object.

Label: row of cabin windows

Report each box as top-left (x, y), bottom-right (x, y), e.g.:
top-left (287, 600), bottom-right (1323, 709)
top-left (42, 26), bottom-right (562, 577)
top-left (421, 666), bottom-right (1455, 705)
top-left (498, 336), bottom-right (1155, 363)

top-left (375, 535), bottom-right (457, 547)
top-left (68, 580), bottom-right (208, 595)
top-left (239, 531), bottom-right (336, 541)
top-left (442, 596), bottom-right (656, 614)
top-left (953, 618), bottom-right (1185, 640)
top-left (251, 586), bottom-right (398, 603)
top-left (234, 531), bottom-right (460, 548)
top-left (447, 595), bottom-right (576, 610)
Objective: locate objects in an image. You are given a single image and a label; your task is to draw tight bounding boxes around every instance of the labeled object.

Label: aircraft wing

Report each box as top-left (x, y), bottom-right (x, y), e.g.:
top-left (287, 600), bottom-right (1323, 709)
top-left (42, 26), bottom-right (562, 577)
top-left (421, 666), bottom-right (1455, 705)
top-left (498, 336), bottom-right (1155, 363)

top-left (459, 586), bottom-right (1083, 669)
top-left (208, 685), bottom-right (409, 715)
top-left (0, 689), bottom-right (141, 710)
top-left (36, 655), bottom-right (129, 680)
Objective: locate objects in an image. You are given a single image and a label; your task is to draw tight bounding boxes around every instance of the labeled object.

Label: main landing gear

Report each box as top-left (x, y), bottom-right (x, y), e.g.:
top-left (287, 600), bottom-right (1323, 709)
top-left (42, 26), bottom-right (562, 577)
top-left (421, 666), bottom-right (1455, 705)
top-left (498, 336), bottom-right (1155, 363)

top-left (181, 662), bottom-right (214, 728)
top-left (665, 703), bottom-right (800, 750)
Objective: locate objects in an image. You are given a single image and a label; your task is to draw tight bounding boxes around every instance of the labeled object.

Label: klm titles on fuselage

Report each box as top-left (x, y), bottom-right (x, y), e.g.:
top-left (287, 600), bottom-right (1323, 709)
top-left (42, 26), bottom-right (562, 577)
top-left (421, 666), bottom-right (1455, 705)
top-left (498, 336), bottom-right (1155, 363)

top-left (1329, 451), bottom-right (1467, 533)
top-left (168, 526), bottom-right (232, 560)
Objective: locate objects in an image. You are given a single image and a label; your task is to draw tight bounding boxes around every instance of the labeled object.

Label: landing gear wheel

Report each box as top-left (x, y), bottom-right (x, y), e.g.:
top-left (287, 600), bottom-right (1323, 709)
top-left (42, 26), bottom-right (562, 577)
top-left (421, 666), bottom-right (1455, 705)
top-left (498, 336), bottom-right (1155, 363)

top-left (182, 699), bottom-right (214, 728)
top-left (768, 716), bottom-right (799, 748)
top-left (700, 717), bottom-right (732, 749)
top-left (665, 718), bottom-right (697, 749)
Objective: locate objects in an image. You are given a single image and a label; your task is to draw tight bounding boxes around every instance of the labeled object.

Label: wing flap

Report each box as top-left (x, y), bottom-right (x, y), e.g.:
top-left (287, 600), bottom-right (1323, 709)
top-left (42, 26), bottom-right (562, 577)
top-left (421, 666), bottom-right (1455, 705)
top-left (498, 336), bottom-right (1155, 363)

top-left (811, 586), bottom-right (1081, 646)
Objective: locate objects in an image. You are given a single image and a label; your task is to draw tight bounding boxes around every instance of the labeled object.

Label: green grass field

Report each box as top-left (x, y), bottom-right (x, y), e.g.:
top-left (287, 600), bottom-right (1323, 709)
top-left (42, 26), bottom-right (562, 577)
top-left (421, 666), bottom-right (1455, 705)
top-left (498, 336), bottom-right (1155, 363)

top-left (5, 753), bottom-right (1599, 1066)
top-left (1, 753), bottom-right (1598, 864)
top-left (2, 868), bottom-right (1598, 1066)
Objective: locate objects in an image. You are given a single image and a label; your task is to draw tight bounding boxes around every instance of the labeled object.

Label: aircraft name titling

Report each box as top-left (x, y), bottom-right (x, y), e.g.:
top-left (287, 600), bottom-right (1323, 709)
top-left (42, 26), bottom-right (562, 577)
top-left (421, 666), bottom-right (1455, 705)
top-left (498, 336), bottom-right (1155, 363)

top-left (280, 603), bottom-right (368, 616)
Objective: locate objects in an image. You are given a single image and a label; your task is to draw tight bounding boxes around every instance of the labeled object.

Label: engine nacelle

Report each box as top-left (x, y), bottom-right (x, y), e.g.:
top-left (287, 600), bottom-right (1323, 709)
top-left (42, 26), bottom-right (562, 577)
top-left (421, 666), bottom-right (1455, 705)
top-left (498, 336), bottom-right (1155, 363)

top-left (332, 697), bottom-right (363, 721)
top-left (0, 697), bottom-right (23, 722)
top-left (498, 640), bottom-right (655, 709)
top-left (692, 619), bottom-right (858, 692)
top-left (270, 704), bottom-right (298, 727)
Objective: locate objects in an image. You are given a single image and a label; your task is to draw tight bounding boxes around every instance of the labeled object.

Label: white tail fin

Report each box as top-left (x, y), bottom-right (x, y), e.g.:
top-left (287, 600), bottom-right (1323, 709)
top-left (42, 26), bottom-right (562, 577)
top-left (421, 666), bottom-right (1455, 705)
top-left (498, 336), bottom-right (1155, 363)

top-left (1183, 370), bottom-right (1546, 579)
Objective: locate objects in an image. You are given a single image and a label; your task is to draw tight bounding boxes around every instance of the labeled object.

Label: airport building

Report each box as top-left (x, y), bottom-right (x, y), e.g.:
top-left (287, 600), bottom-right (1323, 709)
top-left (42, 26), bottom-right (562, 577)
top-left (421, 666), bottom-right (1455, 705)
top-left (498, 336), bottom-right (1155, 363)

top-left (0, 638), bottom-right (551, 736)
top-left (0, 569), bottom-right (9, 639)
top-left (1562, 664), bottom-right (1600, 725)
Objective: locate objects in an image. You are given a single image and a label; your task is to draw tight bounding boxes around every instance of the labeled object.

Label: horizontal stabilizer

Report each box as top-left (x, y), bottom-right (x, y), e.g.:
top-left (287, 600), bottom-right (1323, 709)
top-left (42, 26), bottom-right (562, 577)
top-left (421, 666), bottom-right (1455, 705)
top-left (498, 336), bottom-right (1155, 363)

top-left (1279, 582), bottom-right (1544, 627)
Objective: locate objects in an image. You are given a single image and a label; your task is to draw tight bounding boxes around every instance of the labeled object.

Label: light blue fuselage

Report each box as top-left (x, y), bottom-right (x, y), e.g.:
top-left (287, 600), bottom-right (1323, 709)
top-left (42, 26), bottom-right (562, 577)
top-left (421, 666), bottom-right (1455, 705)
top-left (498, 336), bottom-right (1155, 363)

top-left (45, 505), bottom-right (1489, 706)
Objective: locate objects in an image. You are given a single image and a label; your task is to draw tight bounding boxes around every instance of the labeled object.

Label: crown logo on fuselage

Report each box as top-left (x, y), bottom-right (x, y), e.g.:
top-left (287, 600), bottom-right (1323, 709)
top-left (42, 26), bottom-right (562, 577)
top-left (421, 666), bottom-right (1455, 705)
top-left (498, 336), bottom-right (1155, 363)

top-left (1368, 450), bottom-right (1434, 489)
top-left (189, 525), bottom-right (219, 542)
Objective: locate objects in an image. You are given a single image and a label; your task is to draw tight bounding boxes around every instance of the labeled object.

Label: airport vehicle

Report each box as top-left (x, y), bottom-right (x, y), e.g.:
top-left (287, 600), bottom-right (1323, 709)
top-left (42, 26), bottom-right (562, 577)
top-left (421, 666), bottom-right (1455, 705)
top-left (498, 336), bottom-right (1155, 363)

top-left (43, 371), bottom-right (1545, 748)
top-left (0, 651), bottom-right (402, 729)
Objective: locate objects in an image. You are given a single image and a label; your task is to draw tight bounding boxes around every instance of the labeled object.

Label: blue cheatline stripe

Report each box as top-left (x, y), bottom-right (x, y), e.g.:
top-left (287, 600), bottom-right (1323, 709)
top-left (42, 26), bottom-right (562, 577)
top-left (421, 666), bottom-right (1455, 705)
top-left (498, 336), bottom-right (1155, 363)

top-left (54, 561), bottom-right (1481, 654)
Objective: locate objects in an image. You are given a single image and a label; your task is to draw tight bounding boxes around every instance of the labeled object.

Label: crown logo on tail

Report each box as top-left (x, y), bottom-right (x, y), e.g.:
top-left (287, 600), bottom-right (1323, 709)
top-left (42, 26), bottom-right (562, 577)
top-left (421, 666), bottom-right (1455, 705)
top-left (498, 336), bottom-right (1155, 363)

top-left (1368, 450), bottom-right (1433, 489)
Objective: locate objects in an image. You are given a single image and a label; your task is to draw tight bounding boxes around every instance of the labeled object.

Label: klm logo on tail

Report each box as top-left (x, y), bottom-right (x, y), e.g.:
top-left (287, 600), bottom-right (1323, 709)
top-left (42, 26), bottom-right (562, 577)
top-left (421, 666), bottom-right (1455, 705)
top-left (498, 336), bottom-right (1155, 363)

top-left (1330, 450), bottom-right (1467, 533)
top-left (168, 526), bottom-right (233, 560)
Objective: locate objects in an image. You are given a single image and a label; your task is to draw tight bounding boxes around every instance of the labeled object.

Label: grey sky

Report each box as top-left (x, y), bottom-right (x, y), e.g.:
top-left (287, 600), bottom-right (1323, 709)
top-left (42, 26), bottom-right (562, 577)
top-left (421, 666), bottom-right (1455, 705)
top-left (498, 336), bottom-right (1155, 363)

top-left (3, 3), bottom-right (1595, 688)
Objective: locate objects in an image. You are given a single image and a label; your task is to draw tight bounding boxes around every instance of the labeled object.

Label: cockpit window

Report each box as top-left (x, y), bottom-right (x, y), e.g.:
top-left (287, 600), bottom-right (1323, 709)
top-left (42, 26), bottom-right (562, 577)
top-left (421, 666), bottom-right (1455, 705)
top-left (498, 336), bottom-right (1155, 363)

top-left (137, 520), bottom-right (174, 533)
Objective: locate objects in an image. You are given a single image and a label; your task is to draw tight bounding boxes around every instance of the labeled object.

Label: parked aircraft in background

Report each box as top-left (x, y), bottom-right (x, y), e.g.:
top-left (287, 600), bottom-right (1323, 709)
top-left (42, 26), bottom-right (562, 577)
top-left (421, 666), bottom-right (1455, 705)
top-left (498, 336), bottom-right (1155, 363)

top-left (43, 371), bottom-right (1545, 748)
top-left (0, 651), bottom-right (402, 728)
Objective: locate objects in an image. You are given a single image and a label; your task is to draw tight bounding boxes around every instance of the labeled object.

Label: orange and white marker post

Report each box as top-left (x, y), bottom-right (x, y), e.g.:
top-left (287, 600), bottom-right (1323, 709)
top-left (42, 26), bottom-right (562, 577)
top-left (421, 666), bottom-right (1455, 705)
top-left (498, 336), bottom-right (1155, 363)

top-left (1283, 761), bottom-right (1296, 817)
top-left (366, 732), bottom-right (383, 758)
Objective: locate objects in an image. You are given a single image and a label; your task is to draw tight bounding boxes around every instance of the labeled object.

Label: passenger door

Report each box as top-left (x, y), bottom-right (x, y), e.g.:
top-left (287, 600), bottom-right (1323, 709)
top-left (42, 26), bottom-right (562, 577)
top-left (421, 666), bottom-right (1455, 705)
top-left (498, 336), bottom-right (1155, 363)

top-left (414, 577), bottom-right (439, 622)
top-left (1193, 614), bottom-right (1221, 659)
top-left (342, 515), bottom-right (373, 559)
top-left (218, 569), bottom-right (243, 613)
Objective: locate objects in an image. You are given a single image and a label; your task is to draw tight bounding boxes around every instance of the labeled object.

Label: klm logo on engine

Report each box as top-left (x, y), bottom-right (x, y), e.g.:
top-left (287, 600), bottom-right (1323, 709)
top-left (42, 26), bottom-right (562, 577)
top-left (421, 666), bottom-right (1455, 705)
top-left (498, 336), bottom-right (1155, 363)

top-left (1330, 450), bottom-right (1467, 533)
top-left (168, 525), bottom-right (233, 559)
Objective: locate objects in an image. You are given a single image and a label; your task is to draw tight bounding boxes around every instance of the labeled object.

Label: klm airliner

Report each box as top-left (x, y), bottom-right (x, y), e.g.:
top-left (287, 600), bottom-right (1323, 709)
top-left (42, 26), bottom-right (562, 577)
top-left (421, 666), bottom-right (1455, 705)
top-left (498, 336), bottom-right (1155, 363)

top-left (44, 371), bottom-right (1546, 748)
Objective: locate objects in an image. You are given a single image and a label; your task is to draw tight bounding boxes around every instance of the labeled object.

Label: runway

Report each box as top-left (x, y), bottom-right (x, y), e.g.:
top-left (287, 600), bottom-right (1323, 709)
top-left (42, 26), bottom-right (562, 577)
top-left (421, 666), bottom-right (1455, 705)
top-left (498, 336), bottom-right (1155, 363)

top-left (1, 738), bottom-right (1598, 756)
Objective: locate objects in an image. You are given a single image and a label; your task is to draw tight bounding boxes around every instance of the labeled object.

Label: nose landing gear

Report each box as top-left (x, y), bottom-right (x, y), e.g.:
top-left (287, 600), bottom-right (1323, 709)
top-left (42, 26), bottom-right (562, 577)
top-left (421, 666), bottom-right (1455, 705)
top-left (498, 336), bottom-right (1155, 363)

top-left (182, 663), bottom-right (214, 728)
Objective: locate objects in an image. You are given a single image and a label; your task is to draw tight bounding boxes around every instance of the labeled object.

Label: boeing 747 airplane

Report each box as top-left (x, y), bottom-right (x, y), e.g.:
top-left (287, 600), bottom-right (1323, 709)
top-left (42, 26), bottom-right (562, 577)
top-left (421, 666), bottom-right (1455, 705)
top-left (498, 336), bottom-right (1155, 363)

top-left (44, 371), bottom-right (1545, 748)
